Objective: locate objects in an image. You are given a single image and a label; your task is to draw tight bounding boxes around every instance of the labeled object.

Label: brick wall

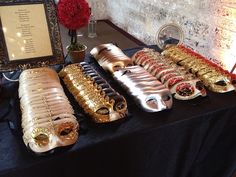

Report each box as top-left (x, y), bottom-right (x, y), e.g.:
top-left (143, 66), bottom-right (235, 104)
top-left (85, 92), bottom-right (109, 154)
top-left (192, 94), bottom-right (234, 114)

top-left (98, 0), bottom-right (236, 73)
top-left (87, 0), bottom-right (108, 20)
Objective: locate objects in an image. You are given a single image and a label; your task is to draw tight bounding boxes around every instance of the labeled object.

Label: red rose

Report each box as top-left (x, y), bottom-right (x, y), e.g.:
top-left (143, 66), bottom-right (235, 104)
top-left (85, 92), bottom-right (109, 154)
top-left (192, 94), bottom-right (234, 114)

top-left (57, 0), bottom-right (90, 30)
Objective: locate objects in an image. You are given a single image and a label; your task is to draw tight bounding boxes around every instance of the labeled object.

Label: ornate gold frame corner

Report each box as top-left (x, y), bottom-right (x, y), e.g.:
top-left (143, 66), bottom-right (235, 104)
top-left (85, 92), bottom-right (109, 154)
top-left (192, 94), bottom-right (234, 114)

top-left (0, 0), bottom-right (64, 72)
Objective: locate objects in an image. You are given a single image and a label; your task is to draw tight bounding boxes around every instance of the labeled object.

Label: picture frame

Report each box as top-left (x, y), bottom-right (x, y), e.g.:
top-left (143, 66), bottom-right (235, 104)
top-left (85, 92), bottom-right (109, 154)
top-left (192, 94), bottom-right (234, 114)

top-left (0, 0), bottom-right (64, 72)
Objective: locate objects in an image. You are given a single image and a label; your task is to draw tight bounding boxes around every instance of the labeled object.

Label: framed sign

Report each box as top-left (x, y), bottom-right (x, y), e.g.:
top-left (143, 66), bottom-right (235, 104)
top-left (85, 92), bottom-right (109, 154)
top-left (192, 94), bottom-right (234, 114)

top-left (0, 0), bottom-right (64, 72)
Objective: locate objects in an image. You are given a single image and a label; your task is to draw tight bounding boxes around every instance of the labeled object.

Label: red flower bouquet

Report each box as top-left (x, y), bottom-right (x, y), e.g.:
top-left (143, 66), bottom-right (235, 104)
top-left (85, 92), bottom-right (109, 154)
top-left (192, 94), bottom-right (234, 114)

top-left (57, 0), bottom-right (90, 50)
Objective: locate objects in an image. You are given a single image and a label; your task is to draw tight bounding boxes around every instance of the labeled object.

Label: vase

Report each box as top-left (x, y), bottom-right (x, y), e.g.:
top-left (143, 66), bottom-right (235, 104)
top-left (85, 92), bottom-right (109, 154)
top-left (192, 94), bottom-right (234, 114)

top-left (67, 45), bottom-right (87, 63)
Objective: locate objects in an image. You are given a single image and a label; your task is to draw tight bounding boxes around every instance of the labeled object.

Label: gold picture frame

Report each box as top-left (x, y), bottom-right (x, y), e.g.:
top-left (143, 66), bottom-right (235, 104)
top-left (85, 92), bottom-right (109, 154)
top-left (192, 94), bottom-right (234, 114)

top-left (0, 0), bottom-right (64, 72)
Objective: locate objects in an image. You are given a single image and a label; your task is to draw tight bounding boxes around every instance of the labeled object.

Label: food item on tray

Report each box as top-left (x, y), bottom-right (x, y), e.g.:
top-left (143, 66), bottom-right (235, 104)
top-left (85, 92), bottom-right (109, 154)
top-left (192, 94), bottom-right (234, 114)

top-left (113, 65), bottom-right (173, 112)
top-left (59, 62), bottom-right (128, 123)
top-left (19, 67), bottom-right (78, 153)
top-left (162, 45), bottom-right (235, 93)
top-left (132, 48), bottom-right (207, 100)
top-left (90, 43), bottom-right (133, 73)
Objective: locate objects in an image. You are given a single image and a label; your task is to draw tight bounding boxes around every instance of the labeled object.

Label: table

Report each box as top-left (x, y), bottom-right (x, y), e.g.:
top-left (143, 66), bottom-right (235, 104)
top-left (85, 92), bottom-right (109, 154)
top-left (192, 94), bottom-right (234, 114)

top-left (59, 20), bottom-right (144, 55)
top-left (0, 46), bottom-right (236, 177)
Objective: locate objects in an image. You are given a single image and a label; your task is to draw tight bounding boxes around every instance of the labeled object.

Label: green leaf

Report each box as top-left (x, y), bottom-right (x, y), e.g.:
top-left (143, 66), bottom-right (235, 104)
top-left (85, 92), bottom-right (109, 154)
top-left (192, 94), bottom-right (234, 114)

top-left (67, 43), bottom-right (86, 51)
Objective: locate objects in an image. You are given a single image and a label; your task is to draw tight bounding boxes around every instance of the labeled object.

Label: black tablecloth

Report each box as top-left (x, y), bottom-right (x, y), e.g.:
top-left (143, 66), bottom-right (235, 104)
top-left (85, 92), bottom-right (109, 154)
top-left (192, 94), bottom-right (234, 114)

top-left (0, 46), bottom-right (236, 177)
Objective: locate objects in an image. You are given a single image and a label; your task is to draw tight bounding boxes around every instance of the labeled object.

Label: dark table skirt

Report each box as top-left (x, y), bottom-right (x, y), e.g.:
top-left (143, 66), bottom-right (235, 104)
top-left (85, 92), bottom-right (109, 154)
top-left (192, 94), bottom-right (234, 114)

top-left (0, 45), bottom-right (236, 177)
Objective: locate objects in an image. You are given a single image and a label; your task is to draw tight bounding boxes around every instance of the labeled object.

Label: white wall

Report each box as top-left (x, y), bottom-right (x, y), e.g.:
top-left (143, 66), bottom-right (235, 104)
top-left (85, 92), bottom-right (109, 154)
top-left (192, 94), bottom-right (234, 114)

top-left (90, 0), bottom-right (236, 72)
top-left (87, 0), bottom-right (108, 20)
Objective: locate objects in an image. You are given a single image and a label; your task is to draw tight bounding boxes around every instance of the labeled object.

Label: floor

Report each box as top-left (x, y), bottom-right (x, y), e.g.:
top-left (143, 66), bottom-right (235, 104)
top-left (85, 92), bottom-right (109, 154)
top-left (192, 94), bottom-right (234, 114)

top-left (59, 20), bottom-right (145, 56)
